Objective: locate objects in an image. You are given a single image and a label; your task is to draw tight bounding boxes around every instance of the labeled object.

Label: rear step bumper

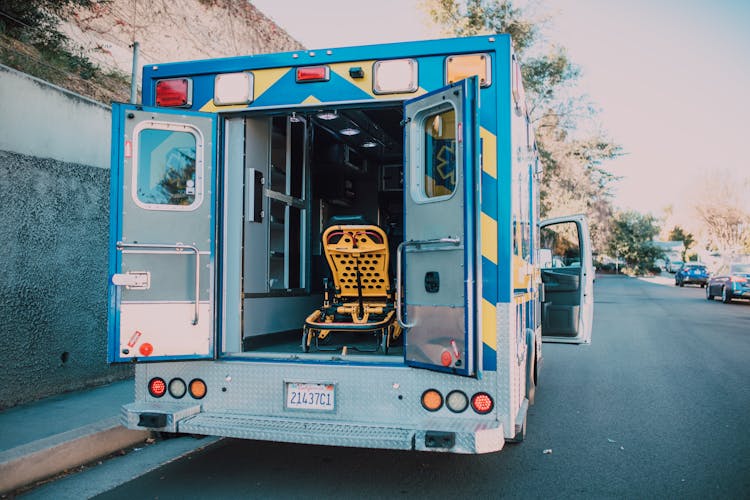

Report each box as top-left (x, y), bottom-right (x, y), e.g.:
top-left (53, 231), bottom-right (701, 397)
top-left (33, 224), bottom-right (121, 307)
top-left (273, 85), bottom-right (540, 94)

top-left (122, 405), bottom-right (504, 454)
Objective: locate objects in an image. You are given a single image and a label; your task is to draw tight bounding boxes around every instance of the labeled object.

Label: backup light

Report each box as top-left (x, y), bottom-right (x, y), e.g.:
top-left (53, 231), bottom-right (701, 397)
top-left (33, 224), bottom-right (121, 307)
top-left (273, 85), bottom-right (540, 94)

top-left (148, 377), bottom-right (166, 398)
top-left (446, 390), bottom-right (469, 413)
top-left (471, 392), bottom-right (494, 414)
top-left (168, 378), bottom-right (187, 399)
top-left (214, 72), bottom-right (254, 105)
top-left (421, 389), bottom-right (443, 412)
top-left (373, 59), bottom-right (418, 94)
top-left (446, 53), bottom-right (491, 87)
top-left (155, 78), bottom-right (192, 107)
top-left (296, 65), bottom-right (330, 83)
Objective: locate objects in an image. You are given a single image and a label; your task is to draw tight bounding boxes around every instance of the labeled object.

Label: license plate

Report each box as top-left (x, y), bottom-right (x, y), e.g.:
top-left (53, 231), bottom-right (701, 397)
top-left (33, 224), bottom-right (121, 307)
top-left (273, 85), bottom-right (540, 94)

top-left (285, 382), bottom-right (335, 412)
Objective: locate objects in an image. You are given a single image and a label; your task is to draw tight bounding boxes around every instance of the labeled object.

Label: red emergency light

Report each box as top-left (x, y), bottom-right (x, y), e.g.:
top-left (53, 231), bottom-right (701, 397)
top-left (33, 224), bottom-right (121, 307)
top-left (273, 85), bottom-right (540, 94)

top-left (296, 66), bottom-right (330, 83)
top-left (155, 78), bottom-right (192, 107)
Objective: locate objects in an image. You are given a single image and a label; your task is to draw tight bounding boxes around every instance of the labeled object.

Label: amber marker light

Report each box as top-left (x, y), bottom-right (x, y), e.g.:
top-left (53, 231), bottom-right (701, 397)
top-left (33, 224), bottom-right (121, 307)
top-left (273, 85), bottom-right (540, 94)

top-left (421, 389), bottom-right (443, 412)
top-left (189, 379), bottom-right (207, 399)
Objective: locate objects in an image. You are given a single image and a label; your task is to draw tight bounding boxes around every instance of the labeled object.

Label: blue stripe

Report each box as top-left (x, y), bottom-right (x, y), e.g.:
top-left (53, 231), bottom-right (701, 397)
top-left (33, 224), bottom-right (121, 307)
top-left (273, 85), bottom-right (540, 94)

top-left (481, 256), bottom-right (498, 305)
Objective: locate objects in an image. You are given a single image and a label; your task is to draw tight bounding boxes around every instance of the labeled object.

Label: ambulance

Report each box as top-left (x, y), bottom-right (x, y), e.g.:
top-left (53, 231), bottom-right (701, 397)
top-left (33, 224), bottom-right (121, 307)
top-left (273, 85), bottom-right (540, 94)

top-left (108, 34), bottom-right (594, 454)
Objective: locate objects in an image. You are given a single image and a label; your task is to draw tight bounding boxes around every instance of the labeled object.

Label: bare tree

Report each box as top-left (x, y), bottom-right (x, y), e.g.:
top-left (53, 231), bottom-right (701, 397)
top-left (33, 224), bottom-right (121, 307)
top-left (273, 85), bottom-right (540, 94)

top-left (693, 173), bottom-right (750, 258)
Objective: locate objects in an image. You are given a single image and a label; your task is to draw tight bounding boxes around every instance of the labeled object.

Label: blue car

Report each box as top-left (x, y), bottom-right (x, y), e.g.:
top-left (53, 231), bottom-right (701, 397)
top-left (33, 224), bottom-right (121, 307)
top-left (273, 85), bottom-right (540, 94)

top-left (675, 263), bottom-right (709, 287)
top-left (706, 263), bottom-right (750, 303)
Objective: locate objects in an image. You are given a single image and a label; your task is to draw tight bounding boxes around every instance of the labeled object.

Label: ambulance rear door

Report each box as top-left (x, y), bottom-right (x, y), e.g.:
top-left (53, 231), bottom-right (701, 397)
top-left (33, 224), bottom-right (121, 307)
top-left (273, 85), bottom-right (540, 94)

top-left (108, 103), bottom-right (217, 362)
top-left (400, 77), bottom-right (479, 376)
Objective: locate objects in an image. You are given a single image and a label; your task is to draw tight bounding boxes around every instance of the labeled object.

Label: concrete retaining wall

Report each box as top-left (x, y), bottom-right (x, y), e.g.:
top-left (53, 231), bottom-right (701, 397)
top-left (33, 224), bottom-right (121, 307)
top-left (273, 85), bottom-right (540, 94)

top-left (0, 65), bottom-right (130, 409)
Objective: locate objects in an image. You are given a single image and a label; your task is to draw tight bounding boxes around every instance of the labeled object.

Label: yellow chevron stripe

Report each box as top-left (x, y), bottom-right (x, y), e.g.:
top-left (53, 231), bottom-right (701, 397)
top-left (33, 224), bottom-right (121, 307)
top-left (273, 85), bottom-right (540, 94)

top-left (254, 67), bottom-right (292, 99)
top-left (482, 299), bottom-right (497, 351)
top-left (481, 213), bottom-right (497, 265)
top-left (480, 127), bottom-right (497, 179)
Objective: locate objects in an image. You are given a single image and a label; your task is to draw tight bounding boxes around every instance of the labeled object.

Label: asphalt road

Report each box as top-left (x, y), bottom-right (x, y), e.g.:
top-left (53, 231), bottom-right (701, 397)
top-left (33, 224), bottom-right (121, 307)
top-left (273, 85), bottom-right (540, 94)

top-left (80, 275), bottom-right (750, 498)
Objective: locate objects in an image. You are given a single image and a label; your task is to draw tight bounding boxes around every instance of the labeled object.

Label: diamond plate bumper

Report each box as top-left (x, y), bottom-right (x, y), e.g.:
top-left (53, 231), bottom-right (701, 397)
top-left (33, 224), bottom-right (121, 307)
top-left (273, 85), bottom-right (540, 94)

top-left (174, 412), bottom-right (503, 454)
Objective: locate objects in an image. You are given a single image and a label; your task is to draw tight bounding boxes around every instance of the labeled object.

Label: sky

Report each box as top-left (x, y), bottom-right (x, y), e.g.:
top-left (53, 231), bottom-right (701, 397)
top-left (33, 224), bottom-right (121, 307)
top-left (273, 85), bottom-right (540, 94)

top-left (250, 0), bottom-right (750, 228)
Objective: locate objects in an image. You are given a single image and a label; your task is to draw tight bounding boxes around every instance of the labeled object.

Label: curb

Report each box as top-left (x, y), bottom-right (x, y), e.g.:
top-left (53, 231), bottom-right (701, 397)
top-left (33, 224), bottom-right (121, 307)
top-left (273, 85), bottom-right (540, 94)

top-left (0, 416), bottom-right (149, 494)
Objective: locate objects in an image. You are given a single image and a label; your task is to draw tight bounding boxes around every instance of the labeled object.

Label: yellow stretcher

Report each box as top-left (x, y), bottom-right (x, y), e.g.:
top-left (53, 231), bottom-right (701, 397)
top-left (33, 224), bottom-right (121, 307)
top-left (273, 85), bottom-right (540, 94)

top-left (303, 223), bottom-right (402, 353)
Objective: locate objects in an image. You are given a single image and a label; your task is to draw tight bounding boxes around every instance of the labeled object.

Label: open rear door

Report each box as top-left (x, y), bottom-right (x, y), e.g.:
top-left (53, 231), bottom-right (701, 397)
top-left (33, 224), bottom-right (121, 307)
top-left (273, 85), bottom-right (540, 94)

top-left (399, 78), bottom-right (479, 376)
top-left (108, 103), bottom-right (217, 362)
top-left (539, 214), bottom-right (594, 344)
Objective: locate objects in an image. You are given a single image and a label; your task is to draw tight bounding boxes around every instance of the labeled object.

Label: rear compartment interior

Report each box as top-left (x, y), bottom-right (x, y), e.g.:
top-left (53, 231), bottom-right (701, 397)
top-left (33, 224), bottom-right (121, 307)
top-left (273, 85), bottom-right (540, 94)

top-left (225, 104), bottom-right (406, 357)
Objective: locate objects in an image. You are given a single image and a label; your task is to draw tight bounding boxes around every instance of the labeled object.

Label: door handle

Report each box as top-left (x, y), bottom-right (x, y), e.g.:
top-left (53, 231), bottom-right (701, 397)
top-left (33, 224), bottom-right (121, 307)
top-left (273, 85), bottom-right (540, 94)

top-left (116, 242), bottom-right (201, 325)
top-left (112, 271), bottom-right (150, 290)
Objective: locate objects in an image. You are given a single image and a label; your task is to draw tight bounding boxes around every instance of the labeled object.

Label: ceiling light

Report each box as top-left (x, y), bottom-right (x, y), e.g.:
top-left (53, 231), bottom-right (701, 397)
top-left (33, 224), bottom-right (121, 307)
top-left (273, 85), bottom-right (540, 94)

top-left (362, 141), bottom-right (378, 148)
top-left (340, 127), bottom-right (360, 136)
top-left (317, 111), bottom-right (338, 120)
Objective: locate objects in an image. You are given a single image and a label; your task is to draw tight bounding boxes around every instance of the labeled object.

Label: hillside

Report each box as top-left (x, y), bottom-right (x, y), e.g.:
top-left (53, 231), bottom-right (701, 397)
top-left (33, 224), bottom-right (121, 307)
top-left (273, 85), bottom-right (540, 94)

top-left (0, 0), bottom-right (304, 103)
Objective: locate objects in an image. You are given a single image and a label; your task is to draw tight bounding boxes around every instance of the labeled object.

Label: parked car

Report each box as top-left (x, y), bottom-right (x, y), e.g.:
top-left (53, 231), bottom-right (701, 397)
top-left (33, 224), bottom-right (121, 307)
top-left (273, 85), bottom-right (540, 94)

top-left (706, 263), bottom-right (750, 303)
top-left (674, 263), bottom-right (709, 287)
top-left (667, 260), bottom-right (683, 273)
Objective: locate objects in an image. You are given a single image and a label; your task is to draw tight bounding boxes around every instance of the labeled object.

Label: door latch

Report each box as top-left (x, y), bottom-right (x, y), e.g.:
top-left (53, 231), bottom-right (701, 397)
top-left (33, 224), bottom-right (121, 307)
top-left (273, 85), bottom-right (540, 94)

top-left (112, 271), bottom-right (151, 290)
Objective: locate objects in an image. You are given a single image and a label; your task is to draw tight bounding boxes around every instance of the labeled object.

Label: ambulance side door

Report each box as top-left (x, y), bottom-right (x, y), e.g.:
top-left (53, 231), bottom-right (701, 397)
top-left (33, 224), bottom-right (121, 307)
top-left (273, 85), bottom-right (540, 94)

top-left (539, 214), bottom-right (594, 344)
top-left (108, 103), bottom-right (217, 362)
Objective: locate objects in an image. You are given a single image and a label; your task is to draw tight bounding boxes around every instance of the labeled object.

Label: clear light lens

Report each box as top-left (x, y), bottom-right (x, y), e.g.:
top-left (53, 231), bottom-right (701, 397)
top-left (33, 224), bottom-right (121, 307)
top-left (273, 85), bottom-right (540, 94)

top-left (214, 72), bottom-right (254, 105)
top-left (446, 390), bottom-right (469, 413)
top-left (421, 389), bottom-right (443, 411)
top-left (168, 378), bottom-right (187, 399)
top-left (373, 59), bottom-right (418, 94)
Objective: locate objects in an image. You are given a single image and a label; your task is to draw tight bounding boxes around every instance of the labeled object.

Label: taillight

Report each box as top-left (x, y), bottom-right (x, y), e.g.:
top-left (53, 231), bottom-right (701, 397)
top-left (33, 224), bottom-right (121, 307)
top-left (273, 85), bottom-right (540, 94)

top-left (148, 377), bottom-right (166, 398)
top-left (155, 78), bottom-right (192, 107)
top-left (471, 392), bottom-right (494, 414)
top-left (189, 379), bottom-right (207, 399)
top-left (421, 389), bottom-right (443, 412)
top-left (731, 276), bottom-right (748, 283)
